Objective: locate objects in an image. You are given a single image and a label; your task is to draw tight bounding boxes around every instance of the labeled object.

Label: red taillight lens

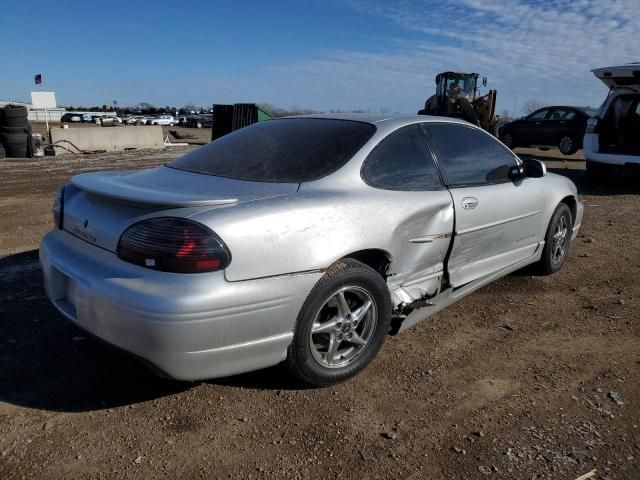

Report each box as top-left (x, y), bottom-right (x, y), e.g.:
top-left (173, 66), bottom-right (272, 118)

top-left (117, 217), bottom-right (231, 273)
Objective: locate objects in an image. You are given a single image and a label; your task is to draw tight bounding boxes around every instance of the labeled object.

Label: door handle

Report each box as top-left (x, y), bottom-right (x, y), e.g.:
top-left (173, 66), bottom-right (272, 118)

top-left (462, 197), bottom-right (479, 210)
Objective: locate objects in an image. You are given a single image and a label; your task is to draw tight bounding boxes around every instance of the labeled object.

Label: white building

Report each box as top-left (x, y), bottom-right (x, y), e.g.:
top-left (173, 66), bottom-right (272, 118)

top-left (0, 92), bottom-right (66, 122)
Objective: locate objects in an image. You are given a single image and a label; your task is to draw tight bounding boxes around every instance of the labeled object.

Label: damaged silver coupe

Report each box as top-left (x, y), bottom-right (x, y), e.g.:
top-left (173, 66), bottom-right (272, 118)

top-left (40, 114), bottom-right (583, 386)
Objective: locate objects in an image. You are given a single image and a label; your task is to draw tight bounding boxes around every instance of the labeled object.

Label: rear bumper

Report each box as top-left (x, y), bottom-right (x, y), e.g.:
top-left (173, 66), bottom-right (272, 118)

top-left (39, 230), bottom-right (322, 381)
top-left (583, 133), bottom-right (640, 165)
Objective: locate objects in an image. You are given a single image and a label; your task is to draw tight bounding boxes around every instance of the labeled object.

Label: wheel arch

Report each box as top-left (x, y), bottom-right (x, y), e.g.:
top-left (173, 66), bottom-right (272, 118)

top-left (560, 195), bottom-right (577, 223)
top-left (341, 248), bottom-right (392, 279)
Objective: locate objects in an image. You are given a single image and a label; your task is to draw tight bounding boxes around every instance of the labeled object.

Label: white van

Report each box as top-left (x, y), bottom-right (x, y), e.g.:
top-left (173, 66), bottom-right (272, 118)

top-left (583, 64), bottom-right (640, 181)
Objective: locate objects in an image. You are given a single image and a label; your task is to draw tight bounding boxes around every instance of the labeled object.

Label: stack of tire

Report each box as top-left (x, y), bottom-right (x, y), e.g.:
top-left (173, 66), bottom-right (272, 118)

top-left (0, 105), bottom-right (31, 158)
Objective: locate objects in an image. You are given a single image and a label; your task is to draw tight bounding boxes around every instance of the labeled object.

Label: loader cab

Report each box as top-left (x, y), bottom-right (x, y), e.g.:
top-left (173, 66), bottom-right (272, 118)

top-left (435, 72), bottom-right (481, 102)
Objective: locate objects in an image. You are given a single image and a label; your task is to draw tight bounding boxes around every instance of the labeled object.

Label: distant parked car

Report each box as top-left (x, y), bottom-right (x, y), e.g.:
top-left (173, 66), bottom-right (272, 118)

top-left (583, 63), bottom-right (640, 182)
top-left (150, 115), bottom-right (175, 126)
top-left (500, 106), bottom-right (594, 155)
top-left (99, 115), bottom-right (123, 126)
top-left (186, 114), bottom-right (213, 128)
top-left (60, 113), bottom-right (82, 123)
top-left (81, 113), bottom-right (94, 123)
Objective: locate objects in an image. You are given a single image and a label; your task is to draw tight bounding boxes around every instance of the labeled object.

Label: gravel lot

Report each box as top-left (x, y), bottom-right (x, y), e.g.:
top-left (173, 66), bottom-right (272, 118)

top-left (0, 143), bottom-right (638, 479)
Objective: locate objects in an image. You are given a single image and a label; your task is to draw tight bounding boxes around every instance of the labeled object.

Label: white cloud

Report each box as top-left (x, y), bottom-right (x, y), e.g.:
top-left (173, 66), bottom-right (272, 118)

top-left (62, 0), bottom-right (639, 114)
top-left (333, 0), bottom-right (639, 113)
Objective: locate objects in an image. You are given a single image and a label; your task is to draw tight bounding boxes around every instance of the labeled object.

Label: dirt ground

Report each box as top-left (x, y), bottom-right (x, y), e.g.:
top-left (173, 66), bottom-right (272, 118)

top-left (0, 144), bottom-right (638, 480)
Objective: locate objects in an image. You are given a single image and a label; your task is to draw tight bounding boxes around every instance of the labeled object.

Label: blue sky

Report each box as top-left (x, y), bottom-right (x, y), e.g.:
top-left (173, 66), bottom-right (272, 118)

top-left (1, 0), bottom-right (637, 114)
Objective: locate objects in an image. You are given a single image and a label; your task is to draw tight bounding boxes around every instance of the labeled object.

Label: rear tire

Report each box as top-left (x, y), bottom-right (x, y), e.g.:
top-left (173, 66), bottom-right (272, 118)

top-left (286, 259), bottom-right (391, 387)
top-left (536, 203), bottom-right (572, 275)
top-left (559, 134), bottom-right (578, 155)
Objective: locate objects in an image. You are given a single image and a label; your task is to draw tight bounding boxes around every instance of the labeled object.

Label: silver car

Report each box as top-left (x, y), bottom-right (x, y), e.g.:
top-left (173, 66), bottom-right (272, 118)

top-left (40, 114), bottom-right (583, 386)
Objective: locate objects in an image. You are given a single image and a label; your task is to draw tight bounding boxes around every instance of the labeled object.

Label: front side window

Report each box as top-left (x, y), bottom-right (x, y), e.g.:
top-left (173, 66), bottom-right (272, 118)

top-left (169, 118), bottom-right (376, 183)
top-left (423, 124), bottom-right (518, 187)
top-left (361, 125), bottom-right (442, 191)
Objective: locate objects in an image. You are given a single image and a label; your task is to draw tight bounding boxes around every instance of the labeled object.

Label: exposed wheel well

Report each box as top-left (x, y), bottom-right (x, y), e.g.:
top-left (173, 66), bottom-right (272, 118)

top-left (561, 195), bottom-right (577, 223)
top-left (342, 249), bottom-right (391, 279)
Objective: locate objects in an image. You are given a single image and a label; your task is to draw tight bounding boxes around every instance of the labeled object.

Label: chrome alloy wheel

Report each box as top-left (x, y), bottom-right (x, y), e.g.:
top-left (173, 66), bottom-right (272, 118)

top-left (309, 286), bottom-right (377, 369)
top-left (551, 215), bottom-right (569, 265)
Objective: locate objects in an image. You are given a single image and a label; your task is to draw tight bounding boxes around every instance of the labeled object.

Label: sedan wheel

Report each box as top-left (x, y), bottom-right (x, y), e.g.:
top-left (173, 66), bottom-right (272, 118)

top-left (287, 259), bottom-right (391, 386)
top-left (537, 203), bottom-right (572, 275)
top-left (558, 135), bottom-right (577, 155)
top-left (551, 215), bottom-right (569, 266)
top-left (501, 132), bottom-right (514, 149)
top-left (309, 286), bottom-right (377, 368)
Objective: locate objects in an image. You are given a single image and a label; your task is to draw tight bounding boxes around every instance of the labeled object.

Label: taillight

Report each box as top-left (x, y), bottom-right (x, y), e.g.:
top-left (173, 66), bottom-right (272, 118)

top-left (117, 217), bottom-right (231, 273)
top-left (52, 186), bottom-right (65, 230)
top-left (586, 117), bottom-right (599, 133)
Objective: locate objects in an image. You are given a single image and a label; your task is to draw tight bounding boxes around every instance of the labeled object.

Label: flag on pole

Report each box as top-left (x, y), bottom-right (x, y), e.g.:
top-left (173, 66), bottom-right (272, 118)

top-left (34, 74), bottom-right (42, 85)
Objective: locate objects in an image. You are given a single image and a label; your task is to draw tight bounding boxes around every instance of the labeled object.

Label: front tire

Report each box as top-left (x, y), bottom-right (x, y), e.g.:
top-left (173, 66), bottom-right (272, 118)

top-left (536, 203), bottom-right (572, 275)
top-left (287, 259), bottom-right (391, 387)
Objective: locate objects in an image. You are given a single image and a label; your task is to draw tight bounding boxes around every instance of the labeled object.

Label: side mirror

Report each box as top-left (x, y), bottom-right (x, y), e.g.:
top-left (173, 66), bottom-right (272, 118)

top-left (482, 77), bottom-right (487, 87)
top-left (508, 164), bottom-right (524, 181)
top-left (522, 158), bottom-right (546, 178)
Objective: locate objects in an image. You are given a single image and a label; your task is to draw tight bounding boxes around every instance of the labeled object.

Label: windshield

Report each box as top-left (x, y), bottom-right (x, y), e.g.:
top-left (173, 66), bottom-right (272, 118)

top-left (168, 118), bottom-right (376, 183)
top-left (441, 74), bottom-right (476, 101)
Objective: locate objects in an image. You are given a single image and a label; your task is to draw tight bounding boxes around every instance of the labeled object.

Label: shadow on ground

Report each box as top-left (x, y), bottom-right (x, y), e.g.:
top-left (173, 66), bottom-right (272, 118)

top-left (0, 250), bottom-right (307, 413)
top-left (0, 250), bottom-right (190, 412)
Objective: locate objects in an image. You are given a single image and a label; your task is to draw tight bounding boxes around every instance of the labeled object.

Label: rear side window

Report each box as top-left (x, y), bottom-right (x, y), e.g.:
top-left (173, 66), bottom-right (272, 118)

top-left (423, 124), bottom-right (517, 187)
top-left (169, 118), bottom-right (376, 183)
top-left (528, 109), bottom-right (549, 121)
top-left (362, 125), bottom-right (442, 191)
top-left (549, 108), bottom-right (576, 120)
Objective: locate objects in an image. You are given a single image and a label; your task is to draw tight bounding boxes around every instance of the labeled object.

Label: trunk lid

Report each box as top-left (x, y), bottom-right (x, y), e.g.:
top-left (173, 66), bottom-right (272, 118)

top-left (593, 64), bottom-right (640, 91)
top-left (63, 166), bottom-right (298, 252)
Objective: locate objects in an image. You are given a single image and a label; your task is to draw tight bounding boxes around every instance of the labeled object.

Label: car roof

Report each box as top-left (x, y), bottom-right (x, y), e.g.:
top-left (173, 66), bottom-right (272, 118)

top-left (534, 105), bottom-right (590, 113)
top-left (284, 113), bottom-right (472, 128)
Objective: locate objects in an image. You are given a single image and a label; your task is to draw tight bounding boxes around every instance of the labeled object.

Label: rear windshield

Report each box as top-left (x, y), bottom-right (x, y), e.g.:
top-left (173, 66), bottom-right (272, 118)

top-left (168, 118), bottom-right (376, 183)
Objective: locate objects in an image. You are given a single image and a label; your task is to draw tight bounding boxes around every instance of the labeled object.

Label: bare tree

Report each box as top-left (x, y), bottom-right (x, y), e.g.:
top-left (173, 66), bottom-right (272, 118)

top-left (182, 102), bottom-right (197, 113)
top-left (521, 100), bottom-right (548, 115)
